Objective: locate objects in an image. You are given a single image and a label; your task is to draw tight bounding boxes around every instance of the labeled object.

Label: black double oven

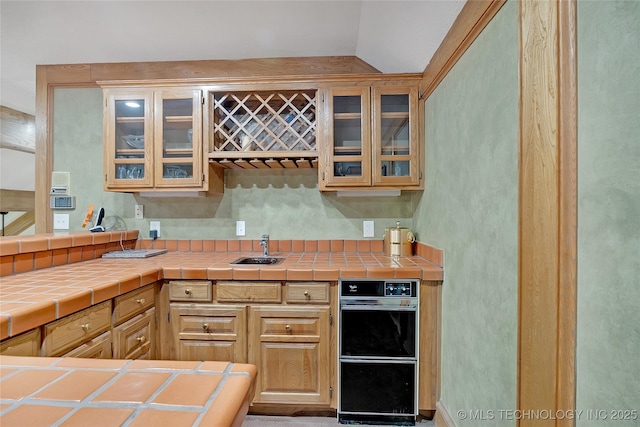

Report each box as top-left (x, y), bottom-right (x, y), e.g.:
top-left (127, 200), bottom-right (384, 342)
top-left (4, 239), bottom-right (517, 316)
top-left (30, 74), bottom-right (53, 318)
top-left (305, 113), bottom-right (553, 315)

top-left (338, 279), bottom-right (419, 425)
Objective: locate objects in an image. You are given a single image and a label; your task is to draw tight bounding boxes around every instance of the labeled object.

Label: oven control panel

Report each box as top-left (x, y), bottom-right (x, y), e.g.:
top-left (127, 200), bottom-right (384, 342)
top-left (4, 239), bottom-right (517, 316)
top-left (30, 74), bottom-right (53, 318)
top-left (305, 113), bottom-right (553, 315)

top-left (385, 281), bottom-right (415, 297)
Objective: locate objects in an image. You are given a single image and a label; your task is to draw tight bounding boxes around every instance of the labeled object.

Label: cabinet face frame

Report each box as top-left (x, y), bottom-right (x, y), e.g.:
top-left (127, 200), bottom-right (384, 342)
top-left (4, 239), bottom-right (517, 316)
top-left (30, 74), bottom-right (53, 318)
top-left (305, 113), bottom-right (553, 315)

top-left (104, 89), bottom-right (155, 189)
top-left (153, 88), bottom-right (204, 188)
top-left (322, 86), bottom-right (372, 188)
top-left (371, 85), bottom-right (420, 187)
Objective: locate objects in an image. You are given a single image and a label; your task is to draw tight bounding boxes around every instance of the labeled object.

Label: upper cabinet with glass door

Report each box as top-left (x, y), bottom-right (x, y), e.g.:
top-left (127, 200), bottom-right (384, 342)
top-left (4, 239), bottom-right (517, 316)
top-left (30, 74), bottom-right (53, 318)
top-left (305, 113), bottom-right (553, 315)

top-left (103, 88), bottom-right (205, 192)
top-left (320, 80), bottom-right (421, 191)
top-left (154, 89), bottom-right (203, 188)
top-left (104, 90), bottom-right (154, 189)
top-left (372, 86), bottom-right (419, 187)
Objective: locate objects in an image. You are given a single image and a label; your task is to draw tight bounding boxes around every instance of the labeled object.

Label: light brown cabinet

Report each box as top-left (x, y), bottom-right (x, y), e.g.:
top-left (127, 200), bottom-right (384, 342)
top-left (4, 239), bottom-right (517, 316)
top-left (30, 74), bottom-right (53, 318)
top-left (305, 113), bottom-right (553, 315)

top-left (248, 305), bottom-right (331, 406)
top-left (162, 280), bottom-right (334, 408)
top-left (207, 89), bottom-right (318, 170)
top-left (320, 82), bottom-right (421, 191)
top-left (42, 301), bottom-right (112, 357)
top-left (170, 304), bottom-right (247, 362)
top-left (63, 331), bottom-right (112, 359)
top-left (112, 308), bottom-right (156, 359)
top-left (102, 87), bottom-right (206, 192)
top-left (0, 328), bottom-right (41, 356)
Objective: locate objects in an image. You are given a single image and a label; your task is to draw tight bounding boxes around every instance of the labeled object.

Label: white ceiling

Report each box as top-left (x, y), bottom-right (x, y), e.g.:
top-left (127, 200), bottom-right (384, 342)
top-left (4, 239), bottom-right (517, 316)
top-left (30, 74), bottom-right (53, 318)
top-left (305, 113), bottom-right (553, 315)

top-left (0, 0), bottom-right (465, 116)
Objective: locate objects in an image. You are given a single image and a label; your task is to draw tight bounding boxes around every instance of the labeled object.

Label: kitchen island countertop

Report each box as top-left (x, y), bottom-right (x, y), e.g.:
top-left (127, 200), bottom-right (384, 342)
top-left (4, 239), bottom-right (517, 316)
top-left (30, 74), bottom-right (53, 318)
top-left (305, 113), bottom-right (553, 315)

top-left (0, 355), bottom-right (256, 427)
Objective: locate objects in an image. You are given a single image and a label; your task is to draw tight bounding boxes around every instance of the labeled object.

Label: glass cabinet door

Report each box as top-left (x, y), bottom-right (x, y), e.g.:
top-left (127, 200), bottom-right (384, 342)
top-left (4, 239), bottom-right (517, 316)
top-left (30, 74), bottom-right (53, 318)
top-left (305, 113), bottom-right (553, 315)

top-left (105, 90), bottom-right (154, 188)
top-left (372, 86), bottom-right (419, 186)
top-left (154, 89), bottom-right (203, 187)
top-left (324, 87), bottom-right (371, 186)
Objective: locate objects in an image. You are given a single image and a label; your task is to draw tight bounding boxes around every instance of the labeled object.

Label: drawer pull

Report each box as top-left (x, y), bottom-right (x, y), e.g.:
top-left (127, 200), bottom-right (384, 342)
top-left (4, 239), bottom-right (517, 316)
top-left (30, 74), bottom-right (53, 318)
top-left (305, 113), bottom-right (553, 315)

top-left (136, 336), bottom-right (146, 343)
top-left (285, 324), bottom-right (291, 331)
top-left (81, 323), bottom-right (90, 332)
top-left (136, 298), bottom-right (145, 304)
top-left (202, 323), bottom-right (209, 332)
top-left (304, 290), bottom-right (310, 297)
top-left (184, 289), bottom-right (192, 296)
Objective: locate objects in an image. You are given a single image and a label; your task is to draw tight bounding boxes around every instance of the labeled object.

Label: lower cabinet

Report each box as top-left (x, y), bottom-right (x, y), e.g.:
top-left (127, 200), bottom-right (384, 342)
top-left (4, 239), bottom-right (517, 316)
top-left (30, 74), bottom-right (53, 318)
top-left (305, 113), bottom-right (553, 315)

top-left (163, 280), bottom-right (334, 409)
top-left (170, 304), bottom-right (246, 362)
top-left (248, 305), bottom-right (331, 406)
top-left (112, 308), bottom-right (156, 359)
top-left (0, 328), bottom-right (41, 356)
top-left (63, 331), bottom-right (112, 359)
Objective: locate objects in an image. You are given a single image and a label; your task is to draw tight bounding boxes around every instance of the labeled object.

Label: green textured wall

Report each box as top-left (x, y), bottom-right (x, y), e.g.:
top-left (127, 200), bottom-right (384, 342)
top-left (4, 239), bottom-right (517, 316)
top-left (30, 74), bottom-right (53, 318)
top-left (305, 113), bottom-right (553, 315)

top-left (414, 1), bottom-right (518, 425)
top-left (576, 1), bottom-right (640, 425)
top-left (52, 88), bottom-right (414, 240)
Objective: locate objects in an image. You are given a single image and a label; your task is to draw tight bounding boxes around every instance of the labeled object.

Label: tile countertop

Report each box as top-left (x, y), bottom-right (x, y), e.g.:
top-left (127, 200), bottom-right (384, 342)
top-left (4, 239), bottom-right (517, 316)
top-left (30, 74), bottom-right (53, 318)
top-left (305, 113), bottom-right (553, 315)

top-left (0, 250), bottom-right (443, 340)
top-left (0, 355), bottom-right (257, 427)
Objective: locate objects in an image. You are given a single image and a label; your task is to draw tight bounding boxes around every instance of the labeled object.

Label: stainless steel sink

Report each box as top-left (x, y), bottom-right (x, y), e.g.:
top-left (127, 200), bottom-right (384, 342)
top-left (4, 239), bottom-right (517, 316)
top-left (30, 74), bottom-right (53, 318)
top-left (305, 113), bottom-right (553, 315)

top-left (230, 256), bottom-right (284, 265)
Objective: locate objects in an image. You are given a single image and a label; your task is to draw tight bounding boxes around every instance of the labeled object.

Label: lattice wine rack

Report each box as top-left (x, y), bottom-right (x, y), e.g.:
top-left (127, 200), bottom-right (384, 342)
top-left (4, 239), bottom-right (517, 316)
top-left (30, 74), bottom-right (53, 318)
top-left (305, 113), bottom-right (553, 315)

top-left (209, 90), bottom-right (318, 169)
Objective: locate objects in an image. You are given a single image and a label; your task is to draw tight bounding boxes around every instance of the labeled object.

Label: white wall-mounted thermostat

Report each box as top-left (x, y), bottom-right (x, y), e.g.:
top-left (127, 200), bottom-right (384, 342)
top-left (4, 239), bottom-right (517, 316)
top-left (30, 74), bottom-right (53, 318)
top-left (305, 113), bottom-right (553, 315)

top-left (50, 171), bottom-right (70, 195)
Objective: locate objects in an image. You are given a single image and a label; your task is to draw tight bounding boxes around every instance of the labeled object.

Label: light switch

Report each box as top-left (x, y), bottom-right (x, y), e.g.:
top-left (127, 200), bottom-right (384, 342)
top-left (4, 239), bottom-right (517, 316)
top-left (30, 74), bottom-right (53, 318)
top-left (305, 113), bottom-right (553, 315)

top-left (236, 221), bottom-right (246, 236)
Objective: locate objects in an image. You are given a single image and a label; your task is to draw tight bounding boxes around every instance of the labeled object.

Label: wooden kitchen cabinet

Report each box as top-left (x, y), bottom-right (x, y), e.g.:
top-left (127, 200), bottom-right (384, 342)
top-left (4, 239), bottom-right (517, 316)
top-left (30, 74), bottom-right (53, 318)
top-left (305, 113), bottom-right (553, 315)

top-left (103, 87), bottom-right (206, 192)
top-left (170, 304), bottom-right (247, 363)
top-left (320, 81), bottom-right (421, 191)
top-left (112, 308), bottom-right (156, 359)
top-left (207, 89), bottom-right (319, 170)
top-left (248, 305), bottom-right (331, 406)
top-left (0, 328), bottom-right (41, 356)
top-left (41, 301), bottom-right (112, 357)
top-left (63, 331), bottom-right (112, 359)
top-left (160, 280), bottom-right (335, 409)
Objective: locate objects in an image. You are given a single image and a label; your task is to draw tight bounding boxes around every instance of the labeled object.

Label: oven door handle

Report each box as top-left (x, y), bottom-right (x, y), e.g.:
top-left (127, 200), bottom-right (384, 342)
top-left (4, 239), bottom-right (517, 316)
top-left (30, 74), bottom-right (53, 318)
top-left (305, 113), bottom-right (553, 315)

top-left (340, 304), bottom-right (417, 311)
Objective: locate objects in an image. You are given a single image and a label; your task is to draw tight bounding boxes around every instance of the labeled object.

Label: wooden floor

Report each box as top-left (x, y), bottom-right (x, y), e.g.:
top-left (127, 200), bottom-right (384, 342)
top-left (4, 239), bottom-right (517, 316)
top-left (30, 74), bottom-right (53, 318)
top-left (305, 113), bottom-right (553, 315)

top-left (243, 415), bottom-right (435, 426)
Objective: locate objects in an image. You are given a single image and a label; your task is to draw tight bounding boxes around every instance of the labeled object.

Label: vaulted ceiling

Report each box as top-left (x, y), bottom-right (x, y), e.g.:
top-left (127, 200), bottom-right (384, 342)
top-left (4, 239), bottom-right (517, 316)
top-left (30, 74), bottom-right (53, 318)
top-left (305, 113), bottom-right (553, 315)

top-left (0, 1), bottom-right (465, 116)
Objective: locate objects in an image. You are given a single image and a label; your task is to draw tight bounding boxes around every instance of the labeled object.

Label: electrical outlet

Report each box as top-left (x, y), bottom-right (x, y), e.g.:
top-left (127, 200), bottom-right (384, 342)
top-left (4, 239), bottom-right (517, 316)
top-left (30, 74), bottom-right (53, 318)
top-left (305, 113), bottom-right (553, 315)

top-left (236, 220), bottom-right (246, 236)
top-left (134, 204), bottom-right (144, 219)
top-left (53, 213), bottom-right (70, 230)
top-left (149, 221), bottom-right (160, 238)
top-left (363, 220), bottom-right (375, 238)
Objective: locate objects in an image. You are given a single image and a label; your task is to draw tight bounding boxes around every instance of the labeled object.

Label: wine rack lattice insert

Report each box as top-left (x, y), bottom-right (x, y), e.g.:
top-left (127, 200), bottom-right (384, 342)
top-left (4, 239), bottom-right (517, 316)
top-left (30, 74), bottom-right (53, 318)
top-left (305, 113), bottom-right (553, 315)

top-left (212, 90), bottom-right (317, 154)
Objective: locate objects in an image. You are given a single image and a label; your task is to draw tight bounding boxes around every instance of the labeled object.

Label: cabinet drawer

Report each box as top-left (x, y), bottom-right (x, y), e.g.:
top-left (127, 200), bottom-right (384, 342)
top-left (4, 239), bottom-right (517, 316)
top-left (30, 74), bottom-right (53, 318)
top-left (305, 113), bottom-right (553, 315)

top-left (62, 331), bottom-right (112, 359)
top-left (285, 282), bottom-right (330, 304)
top-left (113, 308), bottom-right (155, 360)
top-left (253, 306), bottom-right (325, 337)
top-left (169, 280), bottom-right (212, 302)
top-left (113, 285), bottom-right (156, 325)
top-left (0, 329), bottom-right (41, 356)
top-left (42, 301), bottom-right (112, 356)
top-left (216, 281), bottom-right (281, 303)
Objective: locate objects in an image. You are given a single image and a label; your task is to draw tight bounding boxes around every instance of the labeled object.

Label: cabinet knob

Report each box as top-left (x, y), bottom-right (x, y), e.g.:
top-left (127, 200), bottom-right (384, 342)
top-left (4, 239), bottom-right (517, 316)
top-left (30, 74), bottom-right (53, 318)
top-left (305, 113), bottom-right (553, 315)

top-left (202, 323), bottom-right (209, 332)
top-left (304, 290), bottom-right (310, 297)
top-left (136, 298), bottom-right (145, 304)
top-left (285, 324), bottom-right (291, 331)
top-left (184, 288), bottom-right (192, 295)
top-left (81, 323), bottom-right (90, 332)
top-left (136, 336), bottom-right (146, 343)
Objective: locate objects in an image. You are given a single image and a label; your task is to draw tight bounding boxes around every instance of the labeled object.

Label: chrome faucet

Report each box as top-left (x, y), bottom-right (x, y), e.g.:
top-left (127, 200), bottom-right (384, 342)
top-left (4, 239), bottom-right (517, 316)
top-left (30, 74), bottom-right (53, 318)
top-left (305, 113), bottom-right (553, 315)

top-left (260, 234), bottom-right (269, 257)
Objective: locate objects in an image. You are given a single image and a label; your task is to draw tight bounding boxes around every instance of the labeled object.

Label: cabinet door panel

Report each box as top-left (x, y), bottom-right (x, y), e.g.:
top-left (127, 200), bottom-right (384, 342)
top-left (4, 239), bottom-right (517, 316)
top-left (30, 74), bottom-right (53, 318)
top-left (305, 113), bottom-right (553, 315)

top-left (372, 86), bottom-right (420, 186)
top-left (154, 89), bottom-right (204, 188)
top-left (322, 87), bottom-right (371, 187)
top-left (104, 89), bottom-right (154, 189)
top-left (112, 308), bottom-right (155, 360)
top-left (249, 306), bottom-right (330, 405)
